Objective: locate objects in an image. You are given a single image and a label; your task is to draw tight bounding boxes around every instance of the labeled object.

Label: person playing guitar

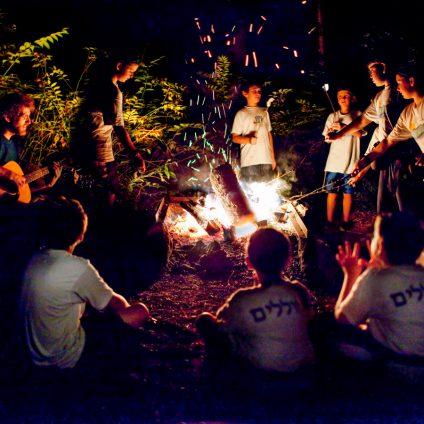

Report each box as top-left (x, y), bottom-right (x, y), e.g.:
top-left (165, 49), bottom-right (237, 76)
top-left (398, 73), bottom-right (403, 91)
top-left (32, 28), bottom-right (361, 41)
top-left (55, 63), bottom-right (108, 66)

top-left (0, 93), bottom-right (62, 203)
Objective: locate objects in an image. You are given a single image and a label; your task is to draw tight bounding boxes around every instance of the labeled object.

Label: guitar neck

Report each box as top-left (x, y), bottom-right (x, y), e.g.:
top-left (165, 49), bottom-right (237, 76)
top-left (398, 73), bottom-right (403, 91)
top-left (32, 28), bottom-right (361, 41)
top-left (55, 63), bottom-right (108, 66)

top-left (25, 166), bottom-right (50, 184)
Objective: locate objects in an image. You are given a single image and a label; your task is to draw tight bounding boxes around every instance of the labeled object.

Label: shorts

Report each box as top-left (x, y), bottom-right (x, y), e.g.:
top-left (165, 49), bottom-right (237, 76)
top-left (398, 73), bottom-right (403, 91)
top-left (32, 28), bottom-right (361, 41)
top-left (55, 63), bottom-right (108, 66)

top-left (324, 172), bottom-right (355, 194)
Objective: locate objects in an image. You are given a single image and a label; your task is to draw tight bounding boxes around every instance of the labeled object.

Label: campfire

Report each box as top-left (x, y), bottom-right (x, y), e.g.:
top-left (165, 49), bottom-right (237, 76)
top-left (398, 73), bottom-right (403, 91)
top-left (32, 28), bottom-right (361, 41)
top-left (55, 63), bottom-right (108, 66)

top-left (159, 164), bottom-right (308, 241)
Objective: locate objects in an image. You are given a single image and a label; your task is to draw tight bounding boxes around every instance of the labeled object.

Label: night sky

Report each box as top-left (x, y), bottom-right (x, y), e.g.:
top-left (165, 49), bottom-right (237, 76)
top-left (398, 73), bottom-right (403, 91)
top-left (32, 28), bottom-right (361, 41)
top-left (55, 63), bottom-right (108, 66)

top-left (1, 0), bottom-right (422, 109)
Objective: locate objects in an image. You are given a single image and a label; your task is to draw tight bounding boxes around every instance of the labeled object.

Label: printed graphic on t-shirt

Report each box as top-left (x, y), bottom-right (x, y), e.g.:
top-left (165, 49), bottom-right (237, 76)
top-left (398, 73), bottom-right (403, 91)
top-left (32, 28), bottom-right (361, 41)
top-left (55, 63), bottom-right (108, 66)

top-left (254, 115), bottom-right (263, 125)
top-left (390, 282), bottom-right (424, 307)
top-left (249, 297), bottom-right (300, 322)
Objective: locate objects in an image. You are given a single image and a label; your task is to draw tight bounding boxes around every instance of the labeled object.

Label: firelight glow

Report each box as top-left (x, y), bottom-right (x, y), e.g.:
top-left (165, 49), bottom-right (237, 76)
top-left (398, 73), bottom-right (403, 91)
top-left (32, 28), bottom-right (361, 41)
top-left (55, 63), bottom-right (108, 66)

top-left (165, 176), bottom-right (304, 240)
top-left (240, 179), bottom-right (284, 223)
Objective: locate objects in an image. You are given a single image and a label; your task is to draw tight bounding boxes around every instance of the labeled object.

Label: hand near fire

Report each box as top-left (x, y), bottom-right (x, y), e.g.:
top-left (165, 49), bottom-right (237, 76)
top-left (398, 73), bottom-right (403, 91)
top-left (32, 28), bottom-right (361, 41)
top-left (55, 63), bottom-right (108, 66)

top-left (350, 154), bottom-right (371, 179)
top-left (348, 166), bottom-right (368, 186)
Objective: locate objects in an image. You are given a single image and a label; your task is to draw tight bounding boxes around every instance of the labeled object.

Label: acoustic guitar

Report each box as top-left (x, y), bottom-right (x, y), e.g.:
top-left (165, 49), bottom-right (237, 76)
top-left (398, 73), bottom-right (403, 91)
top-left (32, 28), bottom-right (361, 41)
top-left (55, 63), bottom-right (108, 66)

top-left (0, 161), bottom-right (56, 204)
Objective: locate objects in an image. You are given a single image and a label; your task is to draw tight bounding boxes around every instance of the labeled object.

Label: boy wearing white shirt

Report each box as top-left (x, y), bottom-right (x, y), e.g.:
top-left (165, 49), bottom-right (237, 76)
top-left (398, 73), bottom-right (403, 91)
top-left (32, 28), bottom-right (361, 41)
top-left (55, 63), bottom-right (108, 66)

top-left (232, 82), bottom-right (276, 183)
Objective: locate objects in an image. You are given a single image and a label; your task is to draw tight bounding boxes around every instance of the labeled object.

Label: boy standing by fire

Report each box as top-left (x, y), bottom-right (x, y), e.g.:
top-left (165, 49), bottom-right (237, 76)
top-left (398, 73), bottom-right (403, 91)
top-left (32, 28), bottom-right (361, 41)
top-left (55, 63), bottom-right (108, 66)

top-left (322, 88), bottom-right (364, 231)
top-left (231, 82), bottom-right (276, 183)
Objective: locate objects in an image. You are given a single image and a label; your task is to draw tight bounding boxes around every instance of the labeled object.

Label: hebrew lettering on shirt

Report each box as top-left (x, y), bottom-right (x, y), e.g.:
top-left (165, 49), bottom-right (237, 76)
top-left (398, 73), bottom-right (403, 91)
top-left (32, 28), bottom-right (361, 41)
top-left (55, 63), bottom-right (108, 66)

top-left (250, 299), bottom-right (298, 322)
top-left (390, 284), bottom-right (424, 307)
top-left (390, 292), bottom-right (407, 307)
top-left (265, 300), bottom-right (284, 316)
top-left (250, 307), bottom-right (267, 322)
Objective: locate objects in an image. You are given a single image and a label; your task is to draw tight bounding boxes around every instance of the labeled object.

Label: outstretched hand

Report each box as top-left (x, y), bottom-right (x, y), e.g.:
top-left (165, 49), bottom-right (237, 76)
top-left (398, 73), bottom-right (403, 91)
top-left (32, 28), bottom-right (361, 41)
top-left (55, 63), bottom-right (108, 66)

top-left (335, 241), bottom-right (366, 281)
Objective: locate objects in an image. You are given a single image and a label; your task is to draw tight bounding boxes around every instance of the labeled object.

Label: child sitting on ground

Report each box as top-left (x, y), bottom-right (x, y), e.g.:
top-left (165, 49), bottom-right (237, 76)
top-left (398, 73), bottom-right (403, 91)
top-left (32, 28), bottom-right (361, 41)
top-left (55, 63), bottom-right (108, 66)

top-left (19, 196), bottom-right (150, 373)
top-left (196, 227), bottom-right (316, 373)
top-left (334, 210), bottom-right (424, 359)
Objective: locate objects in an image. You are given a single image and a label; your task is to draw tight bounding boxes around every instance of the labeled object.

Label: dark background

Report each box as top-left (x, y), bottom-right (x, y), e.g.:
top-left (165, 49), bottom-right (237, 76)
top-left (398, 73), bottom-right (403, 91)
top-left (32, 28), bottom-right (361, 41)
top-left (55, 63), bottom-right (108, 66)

top-left (1, 0), bottom-right (422, 109)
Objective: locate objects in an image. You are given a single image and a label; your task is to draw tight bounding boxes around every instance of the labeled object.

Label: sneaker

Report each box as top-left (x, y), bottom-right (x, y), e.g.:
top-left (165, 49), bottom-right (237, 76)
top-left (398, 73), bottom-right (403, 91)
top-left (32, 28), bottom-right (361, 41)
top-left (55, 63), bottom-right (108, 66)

top-left (339, 221), bottom-right (353, 232)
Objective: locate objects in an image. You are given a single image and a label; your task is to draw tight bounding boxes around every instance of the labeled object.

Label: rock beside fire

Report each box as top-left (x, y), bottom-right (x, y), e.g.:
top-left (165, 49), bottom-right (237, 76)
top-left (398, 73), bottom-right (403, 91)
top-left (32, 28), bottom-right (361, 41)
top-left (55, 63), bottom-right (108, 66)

top-left (197, 248), bottom-right (233, 277)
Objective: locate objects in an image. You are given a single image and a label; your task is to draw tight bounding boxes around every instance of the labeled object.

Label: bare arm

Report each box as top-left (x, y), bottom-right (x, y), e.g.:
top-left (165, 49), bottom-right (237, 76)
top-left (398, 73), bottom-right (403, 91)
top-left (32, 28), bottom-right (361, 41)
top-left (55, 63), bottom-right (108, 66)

top-left (326, 115), bottom-right (371, 141)
top-left (354, 136), bottom-right (401, 173)
top-left (106, 293), bottom-right (149, 328)
top-left (334, 241), bottom-right (365, 323)
top-left (232, 132), bottom-right (258, 145)
top-left (347, 163), bottom-right (372, 185)
top-left (114, 126), bottom-right (146, 171)
top-left (268, 132), bottom-right (276, 170)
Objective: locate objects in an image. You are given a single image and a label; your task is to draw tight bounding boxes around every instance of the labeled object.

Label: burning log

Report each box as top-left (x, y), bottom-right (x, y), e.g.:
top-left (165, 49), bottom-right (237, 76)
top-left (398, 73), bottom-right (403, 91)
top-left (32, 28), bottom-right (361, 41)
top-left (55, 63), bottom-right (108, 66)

top-left (180, 199), bottom-right (222, 236)
top-left (209, 163), bottom-right (255, 227)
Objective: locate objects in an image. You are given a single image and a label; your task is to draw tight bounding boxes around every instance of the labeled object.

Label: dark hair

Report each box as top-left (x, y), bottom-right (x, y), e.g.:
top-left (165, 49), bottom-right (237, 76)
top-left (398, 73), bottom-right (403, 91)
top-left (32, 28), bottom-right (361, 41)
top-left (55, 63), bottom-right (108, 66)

top-left (36, 196), bottom-right (87, 250)
top-left (0, 93), bottom-right (35, 125)
top-left (247, 227), bottom-right (290, 274)
top-left (396, 61), bottom-right (424, 91)
top-left (367, 60), bottom-right (387, 74)
top-left (87, 52), bottom-right (140, 79)
top-left (378, 211), bottom-right (424, 265)
top-left (240, 79), bottom-right (263, 93)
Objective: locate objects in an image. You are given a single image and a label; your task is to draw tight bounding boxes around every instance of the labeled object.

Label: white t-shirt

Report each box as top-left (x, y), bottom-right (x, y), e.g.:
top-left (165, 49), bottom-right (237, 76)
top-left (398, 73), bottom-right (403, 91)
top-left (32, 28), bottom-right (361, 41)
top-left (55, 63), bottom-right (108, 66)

top-left (363, 85), bottom-right (396, 154)
top-left (232, 106), bottom-right (272, 167)
top-left (389, 101), bottom-right (424, 153)
top-left (216, 281), bottom-right (315, 372)
top-left (322, 110), bottom-right (362, 173)
top-left (20, 249), bottom-right (115, 368)
top-left (340, 265), bottom-right (424, 357)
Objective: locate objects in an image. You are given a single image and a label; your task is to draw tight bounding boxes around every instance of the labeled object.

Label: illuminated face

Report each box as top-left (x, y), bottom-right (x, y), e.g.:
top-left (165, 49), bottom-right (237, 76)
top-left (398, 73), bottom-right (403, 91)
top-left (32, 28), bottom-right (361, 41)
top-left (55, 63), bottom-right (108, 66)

top-left (6, 106), bottom-right (32, 137)
top-left (337, 90), bottom-right (353, 108)
top-left (116, 63), bottom-right (139, 83)
top-left (396, 74), bottom-right (414, 100)
top-left (243, 85), bottom-right (262, 106)
top-left (368, 65), bottom-right (386, 87)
